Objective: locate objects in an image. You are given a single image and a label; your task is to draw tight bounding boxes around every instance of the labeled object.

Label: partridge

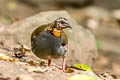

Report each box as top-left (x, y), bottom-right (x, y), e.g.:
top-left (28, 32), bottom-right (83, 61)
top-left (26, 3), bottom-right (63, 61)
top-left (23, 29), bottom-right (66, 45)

top-left (31, 17), bottom-right (72, 71)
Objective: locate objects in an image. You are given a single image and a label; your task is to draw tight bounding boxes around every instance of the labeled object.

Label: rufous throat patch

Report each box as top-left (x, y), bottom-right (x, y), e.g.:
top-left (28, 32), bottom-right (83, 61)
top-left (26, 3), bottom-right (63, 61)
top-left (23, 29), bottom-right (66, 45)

top-left (53, 28), bottom-right (61, 38)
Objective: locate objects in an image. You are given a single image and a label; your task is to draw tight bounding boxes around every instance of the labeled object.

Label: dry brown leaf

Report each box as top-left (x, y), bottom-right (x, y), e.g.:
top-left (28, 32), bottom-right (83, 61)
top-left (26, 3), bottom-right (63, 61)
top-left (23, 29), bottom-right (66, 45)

top-left (65, 68), bottom-right (74, 73)
top-left (0, 53), bottom-right (18, 62)
top-left (21, 45), bottom-right (32, 55)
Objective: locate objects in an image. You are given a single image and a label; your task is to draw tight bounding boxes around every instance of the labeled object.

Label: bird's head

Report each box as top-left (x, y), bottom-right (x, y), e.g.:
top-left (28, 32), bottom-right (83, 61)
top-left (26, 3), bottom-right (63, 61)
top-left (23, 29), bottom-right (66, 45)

top-left (54, 17), bottom-right (72, 30)
top-left (47, 17), bottom-right (72, 38)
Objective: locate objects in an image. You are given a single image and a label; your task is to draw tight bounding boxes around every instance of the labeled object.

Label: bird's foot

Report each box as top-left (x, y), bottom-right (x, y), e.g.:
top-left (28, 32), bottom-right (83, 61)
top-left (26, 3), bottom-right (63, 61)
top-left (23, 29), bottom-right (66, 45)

top-left (53, 68), bottom-right (65, 72)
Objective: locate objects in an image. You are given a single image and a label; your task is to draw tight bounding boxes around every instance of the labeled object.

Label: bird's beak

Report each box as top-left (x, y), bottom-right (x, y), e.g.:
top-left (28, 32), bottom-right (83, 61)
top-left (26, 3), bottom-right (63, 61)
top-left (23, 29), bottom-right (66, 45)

top-left (68, 23), bottom-right (72, 29)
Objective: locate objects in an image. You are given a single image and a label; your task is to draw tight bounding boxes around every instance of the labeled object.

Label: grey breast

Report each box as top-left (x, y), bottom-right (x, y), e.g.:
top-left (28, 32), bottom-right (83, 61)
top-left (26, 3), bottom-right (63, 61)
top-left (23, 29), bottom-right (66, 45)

top-left (31, 31), bottom-right (67, 59)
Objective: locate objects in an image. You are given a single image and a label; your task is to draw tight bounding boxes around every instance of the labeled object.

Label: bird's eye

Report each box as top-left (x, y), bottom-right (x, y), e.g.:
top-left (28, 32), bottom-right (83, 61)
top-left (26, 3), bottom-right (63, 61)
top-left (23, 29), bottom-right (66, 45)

top-left (60, 21), bottom-right (65, 24)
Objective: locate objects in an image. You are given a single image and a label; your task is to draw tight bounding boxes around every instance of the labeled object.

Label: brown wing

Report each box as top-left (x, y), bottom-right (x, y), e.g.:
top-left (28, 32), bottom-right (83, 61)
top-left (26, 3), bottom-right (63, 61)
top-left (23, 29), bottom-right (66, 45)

top-left (31, 23), bottom-right (52, 40)
top-left (61, 31), bottom-right (68, 46)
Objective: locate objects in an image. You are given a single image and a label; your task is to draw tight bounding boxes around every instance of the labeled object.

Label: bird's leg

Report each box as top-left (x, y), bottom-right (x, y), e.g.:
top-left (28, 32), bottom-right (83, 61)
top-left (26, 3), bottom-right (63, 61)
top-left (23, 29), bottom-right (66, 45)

top-left (48, 59), bottom-right (51, 67)
top-left (62, 56), bottom-right (66, 72)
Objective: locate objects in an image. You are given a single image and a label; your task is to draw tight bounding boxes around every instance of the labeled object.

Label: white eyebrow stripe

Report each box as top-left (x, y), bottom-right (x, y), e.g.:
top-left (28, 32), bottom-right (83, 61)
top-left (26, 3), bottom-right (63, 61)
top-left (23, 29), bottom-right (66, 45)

top-left (57, 19), bottom-right (69, 23)
top-left (56, 19), bottom-right (65, 22)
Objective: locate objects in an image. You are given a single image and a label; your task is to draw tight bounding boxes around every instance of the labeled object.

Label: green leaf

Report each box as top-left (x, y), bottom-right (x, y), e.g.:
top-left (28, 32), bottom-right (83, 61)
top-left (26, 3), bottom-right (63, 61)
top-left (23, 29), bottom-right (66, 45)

top-left (68, 74), bottom-right (97, 80)
top-left (72, 64), bottom-right (93, 72)
top-left (96, 40), bottom-right (102, 49)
